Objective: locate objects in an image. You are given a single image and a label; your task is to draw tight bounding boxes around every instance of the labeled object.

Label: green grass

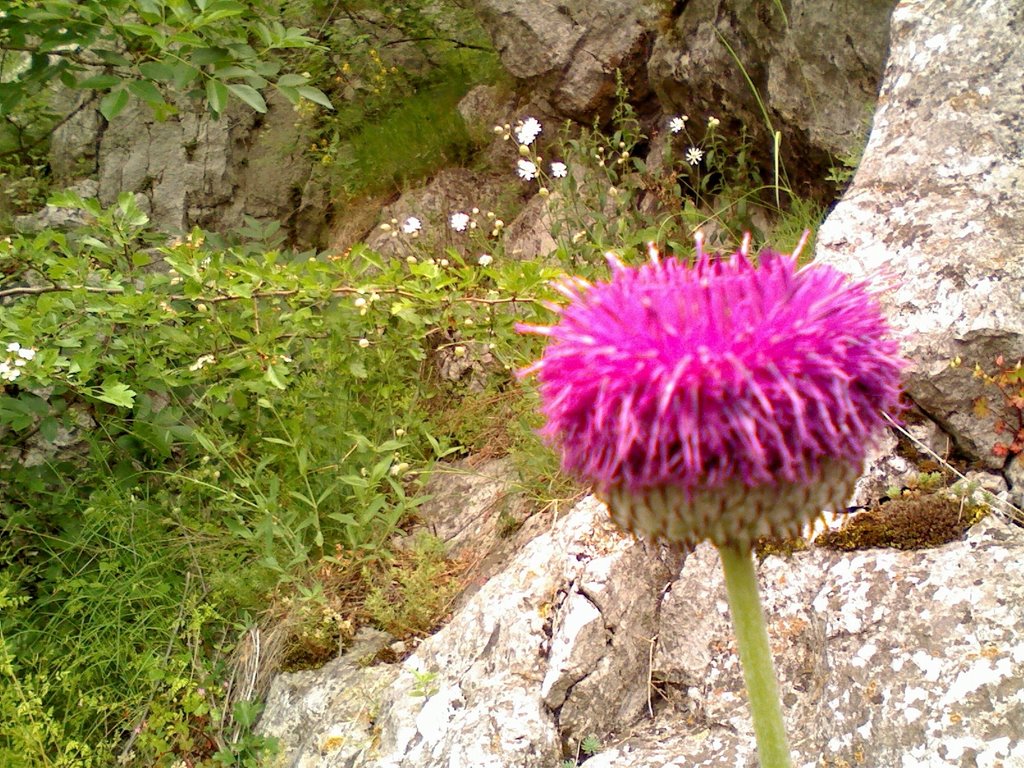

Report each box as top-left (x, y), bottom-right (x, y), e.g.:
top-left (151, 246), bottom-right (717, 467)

top-left (328, 51), bottom-right (502, 200)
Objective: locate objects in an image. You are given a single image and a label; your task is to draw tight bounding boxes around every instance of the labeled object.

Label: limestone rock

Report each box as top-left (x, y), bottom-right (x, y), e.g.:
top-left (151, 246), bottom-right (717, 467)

top-left (364, 168), bottom-right (514, 262)
top-left (503, 193), bottom-right (558, 261)
top-left (648, 0), bottom-right (895, 191)
top-left (264, 490), bottom-right (1024, 767)
top-left (257, 628), bottom-right (399, 768)
top-left (51, 91), bottom-right (326, 246)
top-left (1007, 453), bottom-right (1024, 509)
top-left (466, 0), bottom-right (656, 118)
top-left (814, 0), bottom-right (1024, 468)
top-left (363, 496), bottom-right (674, 767)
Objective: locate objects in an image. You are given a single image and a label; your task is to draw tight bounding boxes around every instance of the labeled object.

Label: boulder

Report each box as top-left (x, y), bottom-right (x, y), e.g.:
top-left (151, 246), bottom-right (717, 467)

top-left (814, 0), bottom-right (1024, 469)
top-left (466, 0), bottom-right (657, 118)
top-left (50, 92), bottom-right (327, 247)
top-left (261, 492), bottom-right (1024, 767)
top-left (648, 0), bottom-right (896, 193)
top-left (257, 628), bottom-right (400, 768)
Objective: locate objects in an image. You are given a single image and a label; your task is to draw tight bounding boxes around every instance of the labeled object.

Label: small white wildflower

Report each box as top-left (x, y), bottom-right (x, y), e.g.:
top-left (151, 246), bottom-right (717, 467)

top-left (493, 219), bottom-right (504, 229)
top-left (708, 116), bottom-right (720, 128)
top-left (450, 212), bottom-right (470, 232)
top-left (464, 317), bottom-right (474, 326)
top-left (6, 342), bottom-right (20, 353)
top-left (395, 428), bottom-right (406, 437)
top-left (390, 462), bottom-right (410, 477)
top-left (439, 258), bottom-right (450, 267)
top-left (358, 338), bottom-right (370, 348)
top-left (1, 364), bottom-right (20, 382)
top-left (354, 297), bottom-right (367, 308)
top-left (13, 358), bottom-right (26, 368)
top-left (515, 117), bottom-right (542, 146)
top-left (188, 354), bottom-right (216, 372)
top-left (406, 255), bottom-right (418, 264)
top-left (669, 116), bottom-right (687, 134)
top-left (453, 346), bottom-right (467, 358)
top-left (477, 254), bottom-right (493, 266)
top-left (685, 146), bottom-right (704, 165)
top-left (401, 216), bottom-right (421, 235)
top-left (550, 161), bottom-right (567, 178)
top-left (517, 159), bottom-right (537, 181)
top-left (16, 347), bottom-right (35, 360)
top-left (379, 222), bottom-right (391, 231)
top-left (472, 207), bottom-right (481, 215)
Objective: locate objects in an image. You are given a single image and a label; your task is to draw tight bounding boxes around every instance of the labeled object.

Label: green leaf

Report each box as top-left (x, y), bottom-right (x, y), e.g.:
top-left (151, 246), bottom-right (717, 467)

top-left (347, 358), bottom-right (367, 379)
top-left (93, 49), bottom-right (132, 66)
top-left (276, 73), bottom-right (307, 88)
top-left (296, 85), bottom-right (333, 111)
top-left (206, 78), bottom-right (228, 116)
top-left (99, 89), bottom-right (130, 121)
top-left (191, 47), bottom-right (230, 66)
top-left (127, 79), bottom-right (165, 106)
top-left (39, 416), bottom-right (60, 443)
top-left (78, 74), bottom-right (122, 90)
top-left (226, 83), bottom-right (267, 113)
top-left (139, 61), bottom-right (176, 82)
top-left (171, 62), bottom-right (200, 89)
top-left (97, 378), bottom-right (137, 408)
top-left (264, 364), bottom-right (286, 390)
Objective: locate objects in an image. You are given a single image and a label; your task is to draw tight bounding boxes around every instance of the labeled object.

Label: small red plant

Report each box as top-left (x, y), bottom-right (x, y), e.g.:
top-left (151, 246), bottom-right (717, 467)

top-left (974, 356), bottom-right (1024, 458)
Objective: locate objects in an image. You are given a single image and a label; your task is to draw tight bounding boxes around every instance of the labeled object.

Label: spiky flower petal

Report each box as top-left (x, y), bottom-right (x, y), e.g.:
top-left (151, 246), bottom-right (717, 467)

top-left (519, 237), bottom-right (904, 548)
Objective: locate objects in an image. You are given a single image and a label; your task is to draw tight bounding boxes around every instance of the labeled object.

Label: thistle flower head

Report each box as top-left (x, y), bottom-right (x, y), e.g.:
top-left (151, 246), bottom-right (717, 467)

top-left (518, 235), bottom-right (905, 548)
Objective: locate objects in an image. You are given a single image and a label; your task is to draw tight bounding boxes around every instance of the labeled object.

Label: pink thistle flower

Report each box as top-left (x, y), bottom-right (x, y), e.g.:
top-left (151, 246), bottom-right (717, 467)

top-left (518, 235), bottom-right (905, 548)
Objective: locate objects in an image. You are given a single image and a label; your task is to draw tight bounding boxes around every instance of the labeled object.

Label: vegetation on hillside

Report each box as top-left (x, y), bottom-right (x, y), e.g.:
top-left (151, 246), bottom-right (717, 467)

top-left (1, 2), bottom-right (839, 765)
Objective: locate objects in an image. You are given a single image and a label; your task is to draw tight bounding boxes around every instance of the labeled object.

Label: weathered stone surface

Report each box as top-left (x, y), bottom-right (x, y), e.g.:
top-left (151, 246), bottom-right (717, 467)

top-left (1007, 453), bottom-right (1024, 509)
top-left (258, 628), bottom-right (399, 768)
top-left (503, 193), bottom-right (558, 261)
top-left (364, 168), bottom-right (515, 261)
top-left (364, 496), bottom-right (673, 767)
top-left (814, 0), bottom-right (1024, 468)
top-left (264, 490), bottom-right (1024, 768)
top-left (467, 0), bottom-right (656, 118)
top-left (850, 429), bottom-right (915, 508)
top-left (51, 92), bottom-right (326, 246)
top-left (602, 513), bottom-right (1024, 767)
top-left (648, 0), bottom-right (895, 191)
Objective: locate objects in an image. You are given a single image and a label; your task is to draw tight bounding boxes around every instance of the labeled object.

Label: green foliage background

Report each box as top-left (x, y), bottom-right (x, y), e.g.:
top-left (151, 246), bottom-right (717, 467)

top-left (0, 1), bottom-right (829, 765)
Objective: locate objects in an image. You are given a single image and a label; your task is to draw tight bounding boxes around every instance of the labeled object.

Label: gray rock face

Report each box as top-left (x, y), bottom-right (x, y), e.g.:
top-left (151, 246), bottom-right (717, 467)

top-left (466, 0), bottom-right (656, 118)
top-left (258, 628), bottom-right (400, 768)
top-left (51, 92), bottom-right (326, 246)
top-left (648, 0), bottom-right (895, 189)
top-left (262, 493), bottom-right (1024, 767)
top-left (814, 0), bottom-right (1024, 468)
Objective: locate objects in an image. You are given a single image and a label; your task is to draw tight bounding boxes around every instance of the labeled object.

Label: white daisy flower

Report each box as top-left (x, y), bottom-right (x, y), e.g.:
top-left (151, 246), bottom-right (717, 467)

top-left (517, 159), bottom-right (538, 181)
top-left (550, 161), bottom-right (567, 178)
top-left (477, 254), bottom-right (493, 266)
top-left (450, 212), bottom-right (470, 232)
top-left (17, 347), bottom-right (35, 360)
top-left (515, 117), bottom-right (542, 146)
top-left (669, 116), bottom-right (687, 134)
top-left (401, 216), bottom-right (422, 235)
top-left (685, 147), bottom-right (704, 165)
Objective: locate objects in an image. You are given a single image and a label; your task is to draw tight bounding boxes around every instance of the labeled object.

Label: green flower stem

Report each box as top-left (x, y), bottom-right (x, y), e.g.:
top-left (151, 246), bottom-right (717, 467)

top-left (718, 544), bottom-right (794, 768)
